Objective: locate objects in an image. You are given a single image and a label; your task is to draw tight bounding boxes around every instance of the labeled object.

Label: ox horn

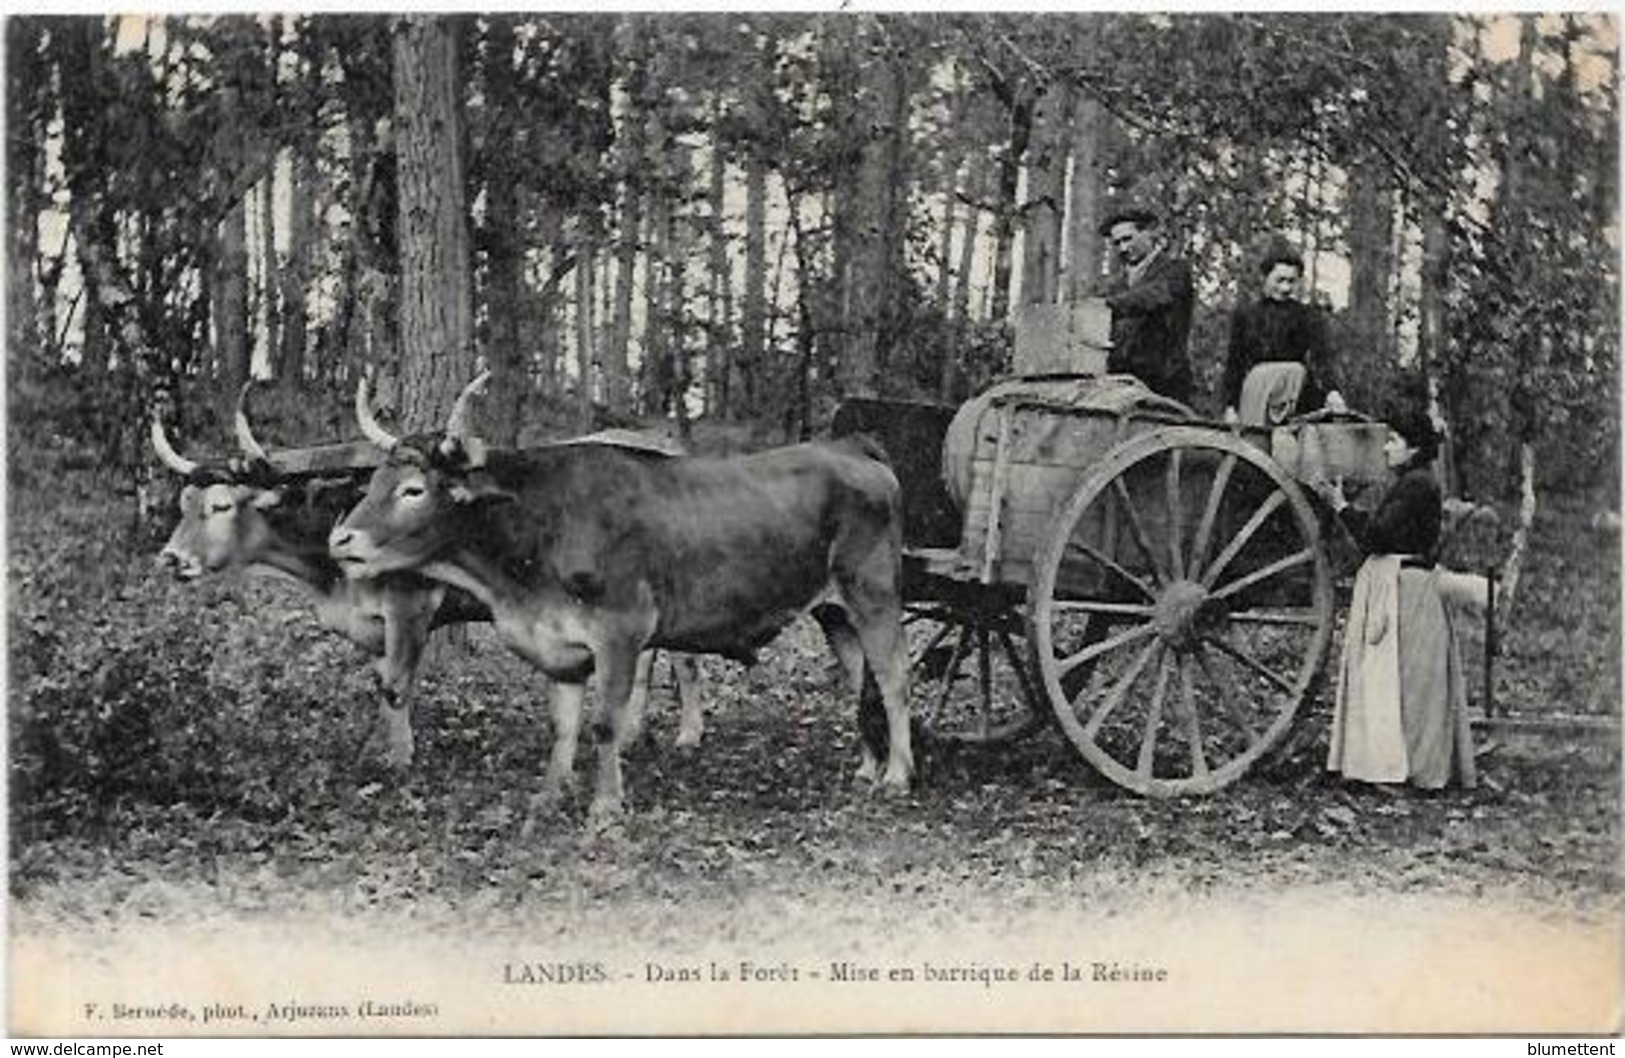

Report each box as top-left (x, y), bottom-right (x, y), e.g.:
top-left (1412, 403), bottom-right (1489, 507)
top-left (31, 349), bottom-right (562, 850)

top-left (355, 369), bottom-right (400, 452)
top-left (233, 379), bottom-right (271, 464)
top-left (150, 414), bottom-right (199, 476)
top-left (443, 369), bottom-right (492, 440)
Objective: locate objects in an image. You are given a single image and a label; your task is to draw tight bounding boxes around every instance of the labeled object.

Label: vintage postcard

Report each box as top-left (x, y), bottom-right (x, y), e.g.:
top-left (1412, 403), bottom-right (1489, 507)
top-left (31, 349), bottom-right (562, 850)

top-left (8, 10), bottom-right (1620, 1037)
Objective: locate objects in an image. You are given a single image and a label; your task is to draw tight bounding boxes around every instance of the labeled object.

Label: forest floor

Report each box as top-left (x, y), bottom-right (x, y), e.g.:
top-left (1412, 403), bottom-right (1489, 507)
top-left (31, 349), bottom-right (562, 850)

top-left (8, 427), bottom-right (1622, 1034)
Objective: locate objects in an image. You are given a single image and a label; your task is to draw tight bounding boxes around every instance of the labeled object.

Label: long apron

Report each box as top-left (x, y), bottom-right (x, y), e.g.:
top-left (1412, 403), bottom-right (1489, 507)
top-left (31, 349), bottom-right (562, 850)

top-left (1329, 557), bottom-right (1476, 789)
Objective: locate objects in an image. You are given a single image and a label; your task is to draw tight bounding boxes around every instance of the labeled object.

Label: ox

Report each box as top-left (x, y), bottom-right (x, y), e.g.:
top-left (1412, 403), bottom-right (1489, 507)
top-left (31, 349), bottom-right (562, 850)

top-left (153, 381), bottom-right (703, 770)
top-left (329, 373), bottom-right (914, 825)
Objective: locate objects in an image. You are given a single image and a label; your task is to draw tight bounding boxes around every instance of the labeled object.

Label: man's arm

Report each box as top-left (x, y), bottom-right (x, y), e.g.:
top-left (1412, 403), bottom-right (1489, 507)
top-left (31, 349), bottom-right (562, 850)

top-left (1105, 257), bottom-right (1193, 317)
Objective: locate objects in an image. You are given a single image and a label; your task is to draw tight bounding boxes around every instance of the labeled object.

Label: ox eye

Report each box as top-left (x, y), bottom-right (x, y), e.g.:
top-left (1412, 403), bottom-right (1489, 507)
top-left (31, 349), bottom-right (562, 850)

top-left (208, 501), bottom-right (235, 516)
top-left (398, 483), bottom-right (426, 501)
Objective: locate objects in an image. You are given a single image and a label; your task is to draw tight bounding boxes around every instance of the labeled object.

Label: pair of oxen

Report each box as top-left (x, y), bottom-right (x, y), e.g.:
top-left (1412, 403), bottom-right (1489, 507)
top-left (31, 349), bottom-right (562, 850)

top-left (153, 375), bottom-right (915, 827)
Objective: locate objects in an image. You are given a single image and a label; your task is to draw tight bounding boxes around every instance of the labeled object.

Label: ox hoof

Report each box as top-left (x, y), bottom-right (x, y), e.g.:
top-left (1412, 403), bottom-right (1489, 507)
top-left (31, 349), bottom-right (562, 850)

top-left (673, 729), bottom-right (703, 751)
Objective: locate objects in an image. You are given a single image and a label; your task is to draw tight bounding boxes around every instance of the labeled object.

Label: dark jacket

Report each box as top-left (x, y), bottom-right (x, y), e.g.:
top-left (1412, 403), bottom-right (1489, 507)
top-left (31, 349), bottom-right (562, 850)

top-left (1339, 463), bottom-right (1442, 564)
top-left (1224, 297), bottom-right (1338, 410)
top-left (1102, 251), bottom-right (1195, 405)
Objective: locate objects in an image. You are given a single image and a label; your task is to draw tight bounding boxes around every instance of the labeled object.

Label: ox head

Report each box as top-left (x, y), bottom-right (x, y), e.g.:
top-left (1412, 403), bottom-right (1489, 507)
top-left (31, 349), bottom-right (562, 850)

top-left (153, 382), bottom-right (286, 580)
top-left (330, 370), bottom-right (511, 579)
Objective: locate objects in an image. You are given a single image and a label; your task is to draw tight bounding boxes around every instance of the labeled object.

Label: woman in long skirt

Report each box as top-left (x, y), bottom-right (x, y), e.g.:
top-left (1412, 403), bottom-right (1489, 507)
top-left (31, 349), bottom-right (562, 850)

top-left (1316, 408), bottom-right (1476, 791)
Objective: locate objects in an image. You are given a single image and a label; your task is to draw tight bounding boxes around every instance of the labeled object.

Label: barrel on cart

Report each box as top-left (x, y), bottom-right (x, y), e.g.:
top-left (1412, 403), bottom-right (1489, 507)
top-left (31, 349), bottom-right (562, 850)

top-left (833, 374), bottom-right (1389, 797)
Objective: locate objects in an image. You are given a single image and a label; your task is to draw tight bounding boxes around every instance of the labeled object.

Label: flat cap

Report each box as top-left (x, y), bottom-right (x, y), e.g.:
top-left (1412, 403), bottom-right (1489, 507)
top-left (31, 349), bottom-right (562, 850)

top-left (1098, 203), bottom-right (1161, 235)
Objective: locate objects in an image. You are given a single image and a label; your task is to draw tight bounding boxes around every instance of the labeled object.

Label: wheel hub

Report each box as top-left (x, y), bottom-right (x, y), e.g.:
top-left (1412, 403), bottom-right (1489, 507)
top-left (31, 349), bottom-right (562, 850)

top-left (1153, 579), bottom-right (1209, 650)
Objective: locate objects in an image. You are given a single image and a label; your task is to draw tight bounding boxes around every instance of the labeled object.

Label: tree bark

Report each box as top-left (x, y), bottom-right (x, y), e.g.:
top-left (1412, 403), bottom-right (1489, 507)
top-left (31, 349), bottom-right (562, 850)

top-left (1019, 85), bottom-right (1070, 307)
top-left (1344, 159), bottom-right (1397, 391)
top-left (706, 124), bottom-right (733, 418)
top-left (1063, 85), bottom-right (1111, 302)
top-left (7, 18), bottom-right (45, 373)
top-left (480, 14), bottom-right (526, 445)
top-left (391, 14), bottom-right (475, 432)
top-left (836, 25), bottom-right (909, 399)
top-left (740, 134), bottom-right (768, 416)
top-left (575, 244), bottom-right (597, 429)
top-left (989, 83), bottom-right (1035, 324)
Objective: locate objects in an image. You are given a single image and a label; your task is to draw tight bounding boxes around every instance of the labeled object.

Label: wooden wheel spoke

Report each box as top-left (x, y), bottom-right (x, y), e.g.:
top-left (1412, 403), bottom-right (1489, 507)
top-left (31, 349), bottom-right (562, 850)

top-left (1224, 608), bottom-right (1323, 628)
top-left (1111, 476), bottom-right (1169, 586)
top-left (1193, 642), bottom-right (1258, 742)
top-left (1207, 547), bottom-right (1315, 604)
top-left (1178, 654), bottom-right (1209, 779)
top-left (1050, 599), bottom-right (1157, 620)
top-left (1166, 448), bottom-right (1185, 580)
top-left (1202, 632), bottom-right (1296, 696)
top-left (931, 624), bottom-right (975, 717)
top-left (1190, 452), bottom-right (1236, 574)
top-left (1200, 490), bottom-right (1286, 589)
top-left (996, 628), bottom-right (1043, 713)
top-left (911, 617), bottom-right (957, 672)
top-left (1084, 639), bottom-right (1162, 740)
top-left (975, 625), bottom-right (993, 738)
top-left (1062, 539), bottom-right (1158, 601)
top-left (1058, 620), bottom-right (1158, 681)
top-left (1135, 651), bottom-right (1173, 779)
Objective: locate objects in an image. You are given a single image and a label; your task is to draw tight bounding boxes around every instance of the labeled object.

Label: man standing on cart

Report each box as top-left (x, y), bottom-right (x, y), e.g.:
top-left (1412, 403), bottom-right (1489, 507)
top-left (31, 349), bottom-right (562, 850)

top-left (1098, 203), bottom-right (1196, 407)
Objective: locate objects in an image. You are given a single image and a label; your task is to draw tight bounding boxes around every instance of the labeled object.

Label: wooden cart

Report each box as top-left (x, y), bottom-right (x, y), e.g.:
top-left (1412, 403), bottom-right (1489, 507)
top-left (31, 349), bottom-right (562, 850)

top-left (834, 381), bottom-right (1389, 797)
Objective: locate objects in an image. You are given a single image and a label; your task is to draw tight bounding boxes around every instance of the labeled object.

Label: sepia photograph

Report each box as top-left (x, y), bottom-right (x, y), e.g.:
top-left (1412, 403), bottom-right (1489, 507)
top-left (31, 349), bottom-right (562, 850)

top-left (7, 9), bottom-right (1621, 1038)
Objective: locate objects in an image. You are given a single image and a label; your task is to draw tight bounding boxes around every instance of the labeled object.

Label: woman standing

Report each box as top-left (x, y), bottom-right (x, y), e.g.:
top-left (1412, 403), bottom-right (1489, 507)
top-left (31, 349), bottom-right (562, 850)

top-left (1317, 407), bottom-right (1477, 791)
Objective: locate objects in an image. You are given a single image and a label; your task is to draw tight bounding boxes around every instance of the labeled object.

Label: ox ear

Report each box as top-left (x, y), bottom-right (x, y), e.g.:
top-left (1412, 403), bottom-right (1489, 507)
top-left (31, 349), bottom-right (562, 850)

top-left (435, 435), bottom-right (490, 471)
top-left (447, 472), bottom-right (514, 507)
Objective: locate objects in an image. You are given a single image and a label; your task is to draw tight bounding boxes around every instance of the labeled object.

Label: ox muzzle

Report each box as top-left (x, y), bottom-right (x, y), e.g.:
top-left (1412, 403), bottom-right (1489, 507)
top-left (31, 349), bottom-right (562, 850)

top-left (156, 543), bottom-right (205, 581)
top-left (328, 522), bottom-right (384, 579)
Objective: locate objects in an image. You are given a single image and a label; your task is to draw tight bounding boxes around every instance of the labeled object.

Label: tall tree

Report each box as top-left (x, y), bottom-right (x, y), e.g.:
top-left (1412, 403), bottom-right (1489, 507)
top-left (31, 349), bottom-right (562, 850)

top-left (478, 14), bottom-right (527, 444)
top-left (391, 14), bottom-right (475, 429)
top-left (7, 18), bottom-right (47, 372)
top-left (1019, 83), bottom-right (1070, 307)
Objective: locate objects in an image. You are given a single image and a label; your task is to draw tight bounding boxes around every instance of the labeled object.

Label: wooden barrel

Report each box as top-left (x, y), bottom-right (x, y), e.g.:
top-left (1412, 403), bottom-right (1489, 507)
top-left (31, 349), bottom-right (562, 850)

top-left (942, 376), bottom-right (1191, 509)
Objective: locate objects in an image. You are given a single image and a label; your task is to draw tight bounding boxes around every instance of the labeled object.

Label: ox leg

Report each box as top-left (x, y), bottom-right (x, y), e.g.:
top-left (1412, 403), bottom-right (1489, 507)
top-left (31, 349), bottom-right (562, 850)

top-left (536, 681), bottom-right (586, 807)
top-left (670, 653), bottom-right (704, 749)
top-left (585, 642), bottom-right (643, 830)
top-left (813, 607), bottom-right (884, 783)
top-left (834, 559), bottom-right (914, 792)
top-left (621, 650), bottom-right (654, 746)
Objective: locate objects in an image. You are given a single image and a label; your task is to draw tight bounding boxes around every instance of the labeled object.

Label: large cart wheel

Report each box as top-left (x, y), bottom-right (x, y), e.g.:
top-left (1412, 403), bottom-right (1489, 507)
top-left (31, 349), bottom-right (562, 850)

top-left (904, 593), bottom-right (1044, 744)
top-left (1028, 426), bottom-right (1334, 796)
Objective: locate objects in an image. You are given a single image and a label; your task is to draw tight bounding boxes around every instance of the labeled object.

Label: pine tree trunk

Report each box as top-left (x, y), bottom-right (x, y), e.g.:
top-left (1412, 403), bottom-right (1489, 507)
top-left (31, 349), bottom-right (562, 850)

top-left (57, 18), bottom-right (114, 374)
top-left (1345, 160), bottom-right (1396, 393)
top-left (990, 86), bottom-right (1035, 324)
top-left (258, 171), bottom-right (278, 383)
top-left (740, 140), bottom-right (767, 415)
top-left (214, 173), bottom-right (250, 393)
top-left (481, 14), bottom-right (526, 445)
top-left (707, 127), bottom-right (732, 418)
top-left (574, 246), bottom-right (596, 428)
top-left (837, 31), bottom-right (908, 399)
top-left (391, 14), bottom-right (475, 431)
top-left (1063, 86), bottom-right (1110, 302)
top-left (606, 15), bottom-right (648, 416)
top-left (7, 18), bottom-right (44, 373)
top-left (1019, 85), bottom-right (1069, 308)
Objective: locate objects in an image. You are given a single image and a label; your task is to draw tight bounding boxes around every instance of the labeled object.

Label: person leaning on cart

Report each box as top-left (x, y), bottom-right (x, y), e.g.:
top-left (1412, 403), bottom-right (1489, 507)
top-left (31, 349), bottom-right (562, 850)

top-left (1097, 203), bottom-right (1196, 406)
top-left (1222, 241), bottom-right (1347, 426)
top-left (1313, 405), bottom-right (1478, 792)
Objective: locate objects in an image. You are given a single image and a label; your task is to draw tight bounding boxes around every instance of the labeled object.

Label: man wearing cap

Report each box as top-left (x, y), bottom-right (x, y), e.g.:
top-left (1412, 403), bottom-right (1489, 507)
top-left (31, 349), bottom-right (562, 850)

top-left (1222, 242), bottom-right (1342, 425)
top-left (1098, 204), bottom-right (1196, 406)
